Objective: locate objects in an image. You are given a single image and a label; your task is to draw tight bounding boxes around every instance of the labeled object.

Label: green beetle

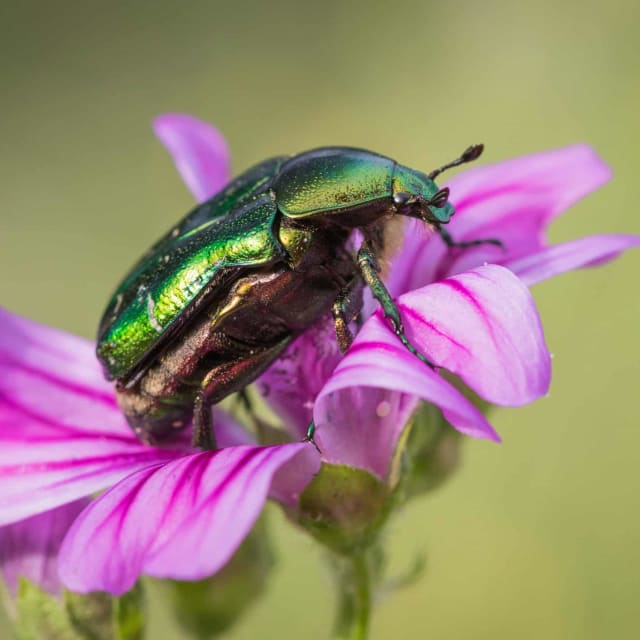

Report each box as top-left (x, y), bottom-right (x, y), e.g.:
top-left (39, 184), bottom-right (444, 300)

top-left (97, 144), bottom-right (500, 449)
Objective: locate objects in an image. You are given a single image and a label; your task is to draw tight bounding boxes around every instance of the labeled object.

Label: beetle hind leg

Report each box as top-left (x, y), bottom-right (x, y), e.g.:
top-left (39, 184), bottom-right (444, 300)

top-left (193, 391), bottom-right (217, 450)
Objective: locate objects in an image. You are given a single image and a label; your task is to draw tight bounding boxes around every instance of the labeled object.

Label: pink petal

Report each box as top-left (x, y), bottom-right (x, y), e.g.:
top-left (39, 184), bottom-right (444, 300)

top-left (0, 422), bottom-right (180, 526)
top-left (388, 145), bottom-right (612, 294)
top-left (0, 498), bottom-right (90, 596)
top-left (269, 445), bottom-right (321, 507)
top-left (446, 143), bottom-right (611, 222)
top-left (396, 265), bottom-right (550, 405)
top-left (314, 332), bottom-right (498, 478)
top-left (0, 309), bottom-right (115, 403)
top-left (0, 308), bottom-right (131, 438)
top-left (257, 320), bottom-right (342, 439)
top-left (0, 308), bottom-right (256, 525)
top-left (506, 234), bottom-right (640, 286)
top-left (153, 114), bottom-right (231, 202)
top-left (0, 308), bottom-right (186, 524)
top-left (59, 444), bottom-right (315, 594)
top-left (314, 265), bottom-right (550, 478)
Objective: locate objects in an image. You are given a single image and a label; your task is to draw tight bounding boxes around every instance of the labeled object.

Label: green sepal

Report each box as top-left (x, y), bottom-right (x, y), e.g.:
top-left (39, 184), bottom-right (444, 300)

top-left (64, 590), bottom-right (113, 640)
top-left (114, 583), bottom-right (145, 640)
top-left (12, 580), bottom-right (145, 640)
top-left (402, 402), bottom-right (463, 499)
top-left (165, 519), bottom-right (274, 639)
top-left (402, 372), bottom-right (493, 500)
top-left (298, 463), bottom-right (392, 556)
top-left (14, 580), bottom-right (77, 640)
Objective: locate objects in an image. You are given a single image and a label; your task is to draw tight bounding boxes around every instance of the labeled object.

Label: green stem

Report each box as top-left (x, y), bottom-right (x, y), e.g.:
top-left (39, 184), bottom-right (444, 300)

top-left (333, 553), bottom-right (372, 640)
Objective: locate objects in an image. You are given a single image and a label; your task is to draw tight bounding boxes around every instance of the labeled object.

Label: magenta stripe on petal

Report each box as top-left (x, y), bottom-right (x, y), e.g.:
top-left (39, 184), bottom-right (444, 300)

top-left (0, 498), bottom-right (90, 596)
top-left (153, 114), bottom-right (231, 202)
top-left (313, 265), bottom-right (550, 476)
top-left (258, 321), bottom-right (342, 439)
top-left (387, 145), bottom-right (613, 296)
top-left (0, 308), bottom-right (114, 400)
top-left (59, 443), bottom-right (312, 594)
top-left (314, 339), bottom-right (499, 479)
top-left (0, 308), bottom-right (131, 438)
top-left (0, 446), bottom-right (181, 526)
top-left (395, 265), bottom-right (551, 406)
top-left (446, 143), bottom-right (612, 223)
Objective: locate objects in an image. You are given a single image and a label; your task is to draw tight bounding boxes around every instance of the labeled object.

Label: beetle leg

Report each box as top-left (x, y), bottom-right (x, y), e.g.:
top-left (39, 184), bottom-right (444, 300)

top-left (331, 279), bottom-right (363, 353)
top-left (233, 388), bottom-right (279, 442)
top-left (193, 391), bottom-right (217, 450)
top-left (303, 421), bottom-right (322, 454)
top-left (192, 335), bottom-right (293, 450)
top-left (357, 243), bottom-right (437, 370)
top-left (332, 291), bottom-right (354, 353)
top-left (438, 226), bottom-right (504, 251)
top-left (235, 388), bottom-right (253, 413)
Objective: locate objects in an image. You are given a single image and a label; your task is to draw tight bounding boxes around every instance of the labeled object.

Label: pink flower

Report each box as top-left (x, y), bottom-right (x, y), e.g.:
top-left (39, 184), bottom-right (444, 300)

top-left (1, 114), bottom-right (637, 597)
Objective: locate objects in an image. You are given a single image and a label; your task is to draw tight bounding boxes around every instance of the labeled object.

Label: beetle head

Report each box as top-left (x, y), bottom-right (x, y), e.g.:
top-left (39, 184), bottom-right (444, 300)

top-left (392, 164), bottom-right (455, 225)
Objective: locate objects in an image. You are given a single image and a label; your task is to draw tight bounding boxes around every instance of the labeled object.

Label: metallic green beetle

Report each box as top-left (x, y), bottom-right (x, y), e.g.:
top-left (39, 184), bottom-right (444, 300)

top-left (97, 144), bottom-right (500, 449)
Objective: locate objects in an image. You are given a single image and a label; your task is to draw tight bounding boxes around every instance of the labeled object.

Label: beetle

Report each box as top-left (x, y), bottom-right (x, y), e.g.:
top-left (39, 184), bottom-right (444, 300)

top-left (97, 144), bottom-right (501, 450)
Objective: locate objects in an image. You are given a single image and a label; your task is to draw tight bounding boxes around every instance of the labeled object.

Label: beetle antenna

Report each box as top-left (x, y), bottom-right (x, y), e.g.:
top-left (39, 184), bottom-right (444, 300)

top-left (428, 144), bottom-right (484, 180)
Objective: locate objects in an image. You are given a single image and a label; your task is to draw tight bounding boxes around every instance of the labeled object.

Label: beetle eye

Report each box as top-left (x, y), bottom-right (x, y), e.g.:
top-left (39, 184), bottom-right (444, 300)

top-left (393, 192), bottom-right (412, 206)
top-left (429, 187), bottom-right (450, 209)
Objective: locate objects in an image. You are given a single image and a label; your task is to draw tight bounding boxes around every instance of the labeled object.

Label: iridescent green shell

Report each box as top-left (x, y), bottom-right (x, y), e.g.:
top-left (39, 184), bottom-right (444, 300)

top-left (274, 148), bottom-right (395, 217)
top-left (98, 147), bottom-right (455, 383)
top-left (97, 157), bottom-right (287, 381)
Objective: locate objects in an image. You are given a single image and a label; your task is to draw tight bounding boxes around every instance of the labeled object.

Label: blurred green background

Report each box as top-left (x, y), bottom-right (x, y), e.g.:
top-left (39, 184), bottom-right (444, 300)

top-left (1, 0), bottom-right (639, 638)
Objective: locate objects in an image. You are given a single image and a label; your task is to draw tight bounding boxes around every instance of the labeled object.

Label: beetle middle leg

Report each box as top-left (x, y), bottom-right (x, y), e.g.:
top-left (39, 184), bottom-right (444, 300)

top-left (191, 334), bottom-right (293, 450)
top-left (357, 242), bottom-right (436, 370)
top-left (437, 225), bottom-right (504, 251)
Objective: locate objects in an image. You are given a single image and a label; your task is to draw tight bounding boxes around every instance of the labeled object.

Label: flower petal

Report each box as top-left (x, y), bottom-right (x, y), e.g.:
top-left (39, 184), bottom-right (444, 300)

top-left (447, 143), bottom-right (612, 223)
top-left (314, 265), bottom-right (550, 478)
top-left (314, 333), bottom-right (498, 478)
top-left (153, 114), bottom-right (231, 202)
top-left (396, 265), bottom-right (550, 405)
top-left (59, 444), bottom-right (314, 594)
top-left (257, 320), bottom-right (342, 439)
top-left (388, 145), bottom-right (613, 294)
top-left (0, 309), bottom-right (185, 524)
top-left (506, 234), bottom-right (640, 286)
top-left (269, 444), bottom-right (321, 507)
top-left (0, 498), bottom-right (90, 596)
top-left (0, 422), bottom-right (180, 526)
top-left (0, 308), bottom-right (131, 438)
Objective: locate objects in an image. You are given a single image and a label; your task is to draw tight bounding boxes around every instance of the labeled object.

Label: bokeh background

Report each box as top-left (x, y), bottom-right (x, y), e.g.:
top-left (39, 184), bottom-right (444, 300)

top-left (1, 0), bottom-right (639, 638)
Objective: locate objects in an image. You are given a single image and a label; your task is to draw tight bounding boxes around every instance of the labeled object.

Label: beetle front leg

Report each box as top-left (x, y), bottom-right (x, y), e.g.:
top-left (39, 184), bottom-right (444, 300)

top-left (437, 226), bottom-right (504, 251)
top-left (357, 243), bottom-right (437, 370)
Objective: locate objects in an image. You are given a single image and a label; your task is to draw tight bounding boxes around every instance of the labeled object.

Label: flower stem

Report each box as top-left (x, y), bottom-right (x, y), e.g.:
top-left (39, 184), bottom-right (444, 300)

top-left (333, 552), bottom-right (372, 640)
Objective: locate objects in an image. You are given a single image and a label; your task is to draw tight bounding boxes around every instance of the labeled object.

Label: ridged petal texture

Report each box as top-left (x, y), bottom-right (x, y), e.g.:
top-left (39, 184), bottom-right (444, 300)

top-left (0, 308), bottom-right (318, 594)
top-left (0, 309), bottom-right (183, 525)
top-left (59, 444), bottom-right (313, 594)
top-left (0, 499), bottom-right (90, 596)
top-left (1, 121), bottom-right (636, 596)
top-left (384, 144), bottom-right (638, 298)
top-left (314, 265), bottom-right (550, 478)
